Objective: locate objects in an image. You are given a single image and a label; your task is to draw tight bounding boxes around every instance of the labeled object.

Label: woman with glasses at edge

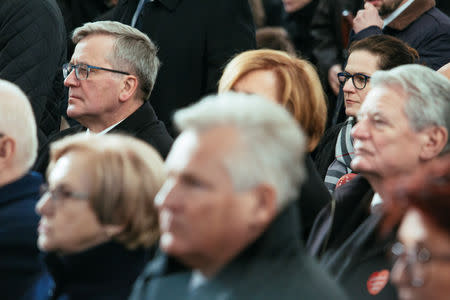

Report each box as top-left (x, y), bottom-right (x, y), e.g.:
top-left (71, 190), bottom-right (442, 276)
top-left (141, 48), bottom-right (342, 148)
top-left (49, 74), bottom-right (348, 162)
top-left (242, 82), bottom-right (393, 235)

top-left (384, 153), bottom-right (450, 300)
top-left (312, 35), bottom-right (419, 193)
top-left (32, 133), bottom-right (165, 300)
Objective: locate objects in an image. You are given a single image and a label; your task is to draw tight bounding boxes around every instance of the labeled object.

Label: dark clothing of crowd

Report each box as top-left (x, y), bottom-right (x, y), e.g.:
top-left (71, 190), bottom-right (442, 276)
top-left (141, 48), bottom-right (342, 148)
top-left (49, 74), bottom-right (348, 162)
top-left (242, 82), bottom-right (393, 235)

top-left (0, 0), bottom-right (66, 147)
top-left (129, 202), bottom-right (348, 300)
top-left (0, 172), bottom-right (43, 300)
top-left (2, 0), bottom-right (450, 299)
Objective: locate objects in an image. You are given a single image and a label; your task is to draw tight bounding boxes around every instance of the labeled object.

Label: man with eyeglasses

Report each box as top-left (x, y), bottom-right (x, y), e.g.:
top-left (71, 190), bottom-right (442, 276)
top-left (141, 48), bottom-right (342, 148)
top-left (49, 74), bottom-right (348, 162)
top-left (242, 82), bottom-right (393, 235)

top-left (0, 80), bottom-right (44, 299)
top-left (34, 21), bottom-right (173, 175)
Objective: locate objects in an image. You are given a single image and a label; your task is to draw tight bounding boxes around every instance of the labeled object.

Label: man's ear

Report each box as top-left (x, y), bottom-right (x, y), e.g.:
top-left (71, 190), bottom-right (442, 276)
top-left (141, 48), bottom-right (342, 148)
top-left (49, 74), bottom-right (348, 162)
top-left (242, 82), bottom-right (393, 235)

top-left (118, 75), bottom-right (139, 102)
top-left (419, 126), bottom-right (448, 160)
top-left (0, 136), bottom-right (16, 166)
top-left (250, 183), bottom-right (277, 230)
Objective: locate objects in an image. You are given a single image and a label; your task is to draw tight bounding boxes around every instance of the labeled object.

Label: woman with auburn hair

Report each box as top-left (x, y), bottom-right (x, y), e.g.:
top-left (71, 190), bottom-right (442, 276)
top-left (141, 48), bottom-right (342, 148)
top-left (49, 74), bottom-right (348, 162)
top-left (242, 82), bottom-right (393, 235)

top-left (385, 153), bottom-right (450, 300)
top-left (218, 49), bottom-right (329, 241)
top-left (219, 49), bottom-right (327, 152)
top-left (34, 133), bottom-right (165, 300)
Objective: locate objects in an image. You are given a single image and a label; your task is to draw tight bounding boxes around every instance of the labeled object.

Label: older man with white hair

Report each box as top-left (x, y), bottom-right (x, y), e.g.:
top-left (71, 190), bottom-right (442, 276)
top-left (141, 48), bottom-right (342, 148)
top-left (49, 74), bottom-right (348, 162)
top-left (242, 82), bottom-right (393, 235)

top-left (0, 80), bottom-right (43, 299)
top-left (129, 93), bottom-right (348, 300)
top-left (307, 64), bottom-right (450, 300)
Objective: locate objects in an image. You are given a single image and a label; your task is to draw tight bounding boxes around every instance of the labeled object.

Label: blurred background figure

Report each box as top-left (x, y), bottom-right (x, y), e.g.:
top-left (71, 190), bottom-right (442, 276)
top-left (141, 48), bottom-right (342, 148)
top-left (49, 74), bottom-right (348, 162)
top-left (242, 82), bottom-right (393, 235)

top-left (112, 0), bottom-right (256, 136)
top-left (351, 0), bottom-right (450, 71)
top-left (308, 64), bottom-right (450, 300)
top-left (313, 35), bottom-right (418, 193)
top-left (129, 93), bottom-right (348, 300)
top-left (256, 27), bottom-right (296, 54)
top-left (57, 0), bottom-right (119, 57)
top-left (385, 153), bottom-right (450, 300)
top-left (219, 49), bottom-right (330, 241)
top-left (311, 0), bottom-right (363, 126)
top-left (0, 0), bottom-right (66, 147)
top-left (0, 80), bottom-right (42, 300)
top-left (280, 0), bottom-right (319, 63)
top-left (34, 133), bottom-right (165, 300)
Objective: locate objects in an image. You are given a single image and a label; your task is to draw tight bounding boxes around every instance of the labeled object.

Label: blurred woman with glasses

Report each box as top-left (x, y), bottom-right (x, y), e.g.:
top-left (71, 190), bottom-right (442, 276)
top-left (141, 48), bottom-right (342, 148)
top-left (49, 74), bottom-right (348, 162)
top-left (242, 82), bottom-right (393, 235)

top-left (385, 153), bottom-right (450, 300)
top-left (34, 133), bottom-right (165, 300)
top-left (313, 35), bottom-right (419, 193)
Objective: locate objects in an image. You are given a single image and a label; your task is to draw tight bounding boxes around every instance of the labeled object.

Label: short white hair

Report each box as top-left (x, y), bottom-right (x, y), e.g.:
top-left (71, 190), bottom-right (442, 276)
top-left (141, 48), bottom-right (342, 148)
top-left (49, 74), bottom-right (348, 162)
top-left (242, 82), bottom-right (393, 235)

top-left (174, 92), bottom-right (307, 210)
top-left (371, 64), bottom-right (450, 153)
top-left (0, 80), bottom-right (38, 173)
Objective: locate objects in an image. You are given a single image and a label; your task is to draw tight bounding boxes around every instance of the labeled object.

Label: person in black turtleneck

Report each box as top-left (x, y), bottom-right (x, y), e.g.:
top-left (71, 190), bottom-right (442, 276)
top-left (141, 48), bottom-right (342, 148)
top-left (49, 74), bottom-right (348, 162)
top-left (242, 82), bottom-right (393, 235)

top-left (33, 134), bottom-right (165, 300)
top-left (281, 0), bottom-right (319, 64)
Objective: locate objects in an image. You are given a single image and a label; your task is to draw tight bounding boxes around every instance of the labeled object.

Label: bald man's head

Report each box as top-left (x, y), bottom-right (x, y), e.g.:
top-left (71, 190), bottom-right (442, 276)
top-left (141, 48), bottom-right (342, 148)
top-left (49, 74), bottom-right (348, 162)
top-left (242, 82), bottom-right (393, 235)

top-left (0, 80), bottom-right (37, 185)
top-left (438, 62), bottom-right (450, 80)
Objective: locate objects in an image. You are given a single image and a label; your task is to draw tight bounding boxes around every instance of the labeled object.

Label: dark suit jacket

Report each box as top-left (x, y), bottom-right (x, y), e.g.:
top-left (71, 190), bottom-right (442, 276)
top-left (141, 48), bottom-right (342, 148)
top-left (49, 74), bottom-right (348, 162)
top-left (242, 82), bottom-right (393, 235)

top-left (128, 202), bottom-right (348, 300)
top-left (112, 0), bottom-right (256, 134)
top-left (306, 175), bottom-right (397, 300)
top-left (298, 155), bottom-right (331, 242)
top-left (0, 172), bottom-right (44, 300)
top-left (36, 241), bottom-right (150, 300)
top-left (33, 101), bottom-right (173, 175)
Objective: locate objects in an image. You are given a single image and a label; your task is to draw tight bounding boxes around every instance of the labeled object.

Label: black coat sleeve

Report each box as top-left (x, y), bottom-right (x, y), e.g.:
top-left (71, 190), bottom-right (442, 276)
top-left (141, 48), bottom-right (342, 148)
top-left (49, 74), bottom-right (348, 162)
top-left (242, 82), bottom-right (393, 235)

top-left (0, 0), bottom-right (67, 138)
top-left (204, 0), bottom-right (256, 93)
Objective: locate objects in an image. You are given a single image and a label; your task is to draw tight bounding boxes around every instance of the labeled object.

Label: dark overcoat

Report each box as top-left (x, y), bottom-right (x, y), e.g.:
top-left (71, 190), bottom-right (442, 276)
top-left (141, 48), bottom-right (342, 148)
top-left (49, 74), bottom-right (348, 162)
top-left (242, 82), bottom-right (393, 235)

top-left (128, 202), bottom-right (349, 300)
top-left (0, 0), bottom-right (66, 146)
top-left (33, 101), bottom-right (173, 175)
top-left (0, 172), bottom-right (44, 300)
top-left (112, 0), bottom-right (256, 134)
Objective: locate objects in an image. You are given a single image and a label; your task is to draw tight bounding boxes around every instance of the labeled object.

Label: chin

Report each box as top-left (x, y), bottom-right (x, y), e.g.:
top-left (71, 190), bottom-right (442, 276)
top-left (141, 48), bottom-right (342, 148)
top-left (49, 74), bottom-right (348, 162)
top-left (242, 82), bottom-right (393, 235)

top-left (37, 237), bottom-right (54, 252)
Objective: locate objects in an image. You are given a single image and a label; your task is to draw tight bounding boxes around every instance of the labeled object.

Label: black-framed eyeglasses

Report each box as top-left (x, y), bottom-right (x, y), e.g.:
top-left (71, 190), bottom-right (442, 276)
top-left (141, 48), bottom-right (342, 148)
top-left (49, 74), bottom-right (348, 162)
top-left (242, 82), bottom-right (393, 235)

top-left (39, 183), bottom-right (88, 205)
top-left (391, 242), bottom-right (450, 287)
top-left (62, 63), bottom-right (130, 81)
top-left (337, 71), bottom-right (371, 90)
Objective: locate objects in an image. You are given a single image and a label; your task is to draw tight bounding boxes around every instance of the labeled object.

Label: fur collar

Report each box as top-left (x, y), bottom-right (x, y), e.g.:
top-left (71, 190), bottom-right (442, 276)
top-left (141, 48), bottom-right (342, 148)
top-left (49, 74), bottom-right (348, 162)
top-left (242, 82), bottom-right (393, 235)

top-left (388, 0), bottom-right (435, 30)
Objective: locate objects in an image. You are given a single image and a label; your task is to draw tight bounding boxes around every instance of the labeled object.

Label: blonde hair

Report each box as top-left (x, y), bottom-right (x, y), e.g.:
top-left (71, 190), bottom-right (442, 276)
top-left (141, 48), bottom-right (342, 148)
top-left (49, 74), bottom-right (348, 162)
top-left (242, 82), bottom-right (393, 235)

top-left (219, 49), bottom-right (327, 151)
top-left (47, 133), bottom-right (166, 249)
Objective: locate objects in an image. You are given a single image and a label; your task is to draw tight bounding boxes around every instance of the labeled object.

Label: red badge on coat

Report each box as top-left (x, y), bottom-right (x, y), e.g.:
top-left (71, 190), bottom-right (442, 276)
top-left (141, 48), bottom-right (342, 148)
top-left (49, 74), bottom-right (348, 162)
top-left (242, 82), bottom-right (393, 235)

top-left (367, 269), bottom-right (390, 295)
top-left (336, 173), bottom-right (357, 189)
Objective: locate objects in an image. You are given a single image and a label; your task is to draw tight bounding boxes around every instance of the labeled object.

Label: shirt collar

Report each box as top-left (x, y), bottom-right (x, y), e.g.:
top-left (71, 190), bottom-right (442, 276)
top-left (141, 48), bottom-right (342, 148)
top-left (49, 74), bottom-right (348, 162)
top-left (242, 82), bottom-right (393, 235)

top-left (383, 0), bottom-right (415, 28)
top-left (86, 119), bottom-right (125, 135)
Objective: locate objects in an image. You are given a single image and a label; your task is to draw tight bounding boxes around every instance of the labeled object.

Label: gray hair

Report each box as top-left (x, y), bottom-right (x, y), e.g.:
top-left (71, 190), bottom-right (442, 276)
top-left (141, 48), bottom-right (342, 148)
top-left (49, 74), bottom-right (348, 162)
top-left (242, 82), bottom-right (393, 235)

top-left (371, 64), bottom-right (450, 153)
top-left (174, 92), bottom-right (307, 211)
top-left (72, 21), bottom-right (160, 100)
top-left (0, 80), bottom-right (37, 173)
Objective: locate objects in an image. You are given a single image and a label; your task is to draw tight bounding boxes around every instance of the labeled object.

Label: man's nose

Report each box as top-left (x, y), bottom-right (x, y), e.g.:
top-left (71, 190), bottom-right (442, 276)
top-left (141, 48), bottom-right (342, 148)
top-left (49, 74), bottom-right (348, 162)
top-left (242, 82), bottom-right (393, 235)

top-left (64, 68), bottom-right (79, 87)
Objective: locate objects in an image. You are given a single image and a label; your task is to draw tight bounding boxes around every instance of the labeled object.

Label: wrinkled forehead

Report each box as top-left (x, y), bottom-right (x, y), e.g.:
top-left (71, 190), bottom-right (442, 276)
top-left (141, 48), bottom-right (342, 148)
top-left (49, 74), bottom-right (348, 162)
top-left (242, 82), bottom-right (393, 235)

top-left (71, 34), bottom-right (116, 65)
